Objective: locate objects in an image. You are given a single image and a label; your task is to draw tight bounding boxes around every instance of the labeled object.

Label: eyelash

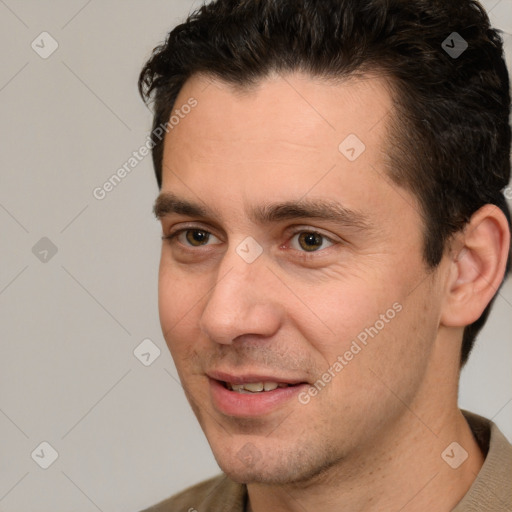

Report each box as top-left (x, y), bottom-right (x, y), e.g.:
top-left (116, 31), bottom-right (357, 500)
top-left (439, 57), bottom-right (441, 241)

top-left (162, 226), bottom-right (338, 255)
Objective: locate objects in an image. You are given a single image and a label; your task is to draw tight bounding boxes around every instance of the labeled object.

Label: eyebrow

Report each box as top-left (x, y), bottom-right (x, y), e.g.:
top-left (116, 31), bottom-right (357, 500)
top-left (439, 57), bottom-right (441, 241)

top-left (153, 192), bottom-right (372, 230)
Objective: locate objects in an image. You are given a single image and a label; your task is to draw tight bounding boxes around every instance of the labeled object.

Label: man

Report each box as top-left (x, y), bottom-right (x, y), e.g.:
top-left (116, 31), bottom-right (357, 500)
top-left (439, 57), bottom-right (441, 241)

top-left (138, 0), bottom-right (511, 510)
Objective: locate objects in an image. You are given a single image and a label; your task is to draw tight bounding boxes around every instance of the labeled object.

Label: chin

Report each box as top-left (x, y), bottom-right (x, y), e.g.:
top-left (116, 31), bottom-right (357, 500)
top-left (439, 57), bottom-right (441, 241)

top-left (211, 439), bottom-right (340, 486)
top-left (219, 462), bottom-right (297, 485)
top-left (210, 444), bottom-right (293, 484)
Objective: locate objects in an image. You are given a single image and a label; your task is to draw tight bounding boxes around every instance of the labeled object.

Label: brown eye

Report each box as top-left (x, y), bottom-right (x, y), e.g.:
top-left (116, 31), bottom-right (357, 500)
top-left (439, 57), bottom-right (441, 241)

top-left (184, 229), bottom-right (211, 246)
top-left (293, 231), bottom-right (333, 252)
top-left (162, 228), bottom-right (221, 250)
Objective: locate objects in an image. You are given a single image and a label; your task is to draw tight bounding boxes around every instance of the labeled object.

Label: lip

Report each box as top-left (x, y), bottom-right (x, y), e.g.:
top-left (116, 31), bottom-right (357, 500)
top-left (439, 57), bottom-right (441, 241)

top-left (207, 371), bottom-right (309, 417)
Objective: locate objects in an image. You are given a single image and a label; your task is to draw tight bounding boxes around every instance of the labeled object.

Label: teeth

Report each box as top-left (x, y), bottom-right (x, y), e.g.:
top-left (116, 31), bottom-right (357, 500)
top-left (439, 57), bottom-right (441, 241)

top-left (244, 382), bottom-right (264, 392)
top-left (227, 382), bottom-right (287, 393)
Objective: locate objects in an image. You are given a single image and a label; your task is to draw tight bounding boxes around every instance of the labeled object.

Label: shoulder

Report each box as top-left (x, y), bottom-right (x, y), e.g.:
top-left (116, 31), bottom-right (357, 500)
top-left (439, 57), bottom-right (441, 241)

top-left (454, 410), bottom-right (512, 511)
top-left (140, 474), bottom-right (247, 512)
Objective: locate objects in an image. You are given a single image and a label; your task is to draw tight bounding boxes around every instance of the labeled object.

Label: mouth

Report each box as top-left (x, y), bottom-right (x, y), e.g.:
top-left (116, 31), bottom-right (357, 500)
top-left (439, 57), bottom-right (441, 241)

top-left (223, 381), bottom-right (293, 393)
top-left (207, 372), bottom-right (309, 417)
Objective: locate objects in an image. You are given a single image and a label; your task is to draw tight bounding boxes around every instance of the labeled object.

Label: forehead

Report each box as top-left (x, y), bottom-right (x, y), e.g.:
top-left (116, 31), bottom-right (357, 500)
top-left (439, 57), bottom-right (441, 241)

top-left (164, 71), bottom-right (393, 160)
top-left (159, 71), bottom-right (406, 224)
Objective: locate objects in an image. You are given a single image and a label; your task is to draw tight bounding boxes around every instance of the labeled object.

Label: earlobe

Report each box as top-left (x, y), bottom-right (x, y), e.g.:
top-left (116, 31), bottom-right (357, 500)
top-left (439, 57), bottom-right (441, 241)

top-left (440, 205), bottom-right (510, 328)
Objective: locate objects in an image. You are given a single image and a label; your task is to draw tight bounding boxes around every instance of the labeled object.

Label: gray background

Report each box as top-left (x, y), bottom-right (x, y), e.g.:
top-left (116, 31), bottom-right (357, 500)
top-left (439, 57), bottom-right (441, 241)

top-left (0, 1), bottom-right (510, 510)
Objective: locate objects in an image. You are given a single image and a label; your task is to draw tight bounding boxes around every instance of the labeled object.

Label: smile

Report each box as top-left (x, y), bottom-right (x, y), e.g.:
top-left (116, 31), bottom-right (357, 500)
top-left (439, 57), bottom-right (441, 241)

top-left (208, 375), bottom-right (309, 417)
top-left (224, 381), bottom-right (291, 393)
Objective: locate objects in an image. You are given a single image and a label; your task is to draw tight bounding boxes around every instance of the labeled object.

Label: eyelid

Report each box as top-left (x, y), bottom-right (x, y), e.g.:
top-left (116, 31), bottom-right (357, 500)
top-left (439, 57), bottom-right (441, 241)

top-left (164, 222), bottom-right (222, 239)
top-left (285, 225), bottom-right (341, 243)
top-left (285, 233), bottom-right (336, 256)
top-left (162, 224), bottom-right (223, 250)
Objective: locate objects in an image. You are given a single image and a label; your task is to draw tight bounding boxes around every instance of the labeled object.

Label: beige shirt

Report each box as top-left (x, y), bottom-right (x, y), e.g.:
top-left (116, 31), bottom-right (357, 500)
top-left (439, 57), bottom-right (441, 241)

top-left (141, 411), bottom-right (511, 511)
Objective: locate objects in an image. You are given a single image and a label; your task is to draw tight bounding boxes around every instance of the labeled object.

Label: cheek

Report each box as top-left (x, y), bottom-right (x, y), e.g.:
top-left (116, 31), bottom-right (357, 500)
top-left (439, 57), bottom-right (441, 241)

top-left (335, 282), bottom-right (439, 405)
top-left (296, 289), bottom-right (437, 445)
top-left (288, 271), bottom-right (397, 359)
top-left (292, 260), bottom-right (434, 385)
top-left (157, 260), bottom-right (204, 351)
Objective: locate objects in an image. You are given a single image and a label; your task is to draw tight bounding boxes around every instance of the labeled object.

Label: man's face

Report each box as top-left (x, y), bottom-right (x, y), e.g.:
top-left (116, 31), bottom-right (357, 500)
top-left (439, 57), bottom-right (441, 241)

top-left (156, 72), bottom-right (447, 484)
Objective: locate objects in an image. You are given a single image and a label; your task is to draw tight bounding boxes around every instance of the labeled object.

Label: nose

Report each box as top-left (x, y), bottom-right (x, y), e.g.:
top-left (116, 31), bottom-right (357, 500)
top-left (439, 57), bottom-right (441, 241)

top-left (198, 246), bottom-right (282, 345)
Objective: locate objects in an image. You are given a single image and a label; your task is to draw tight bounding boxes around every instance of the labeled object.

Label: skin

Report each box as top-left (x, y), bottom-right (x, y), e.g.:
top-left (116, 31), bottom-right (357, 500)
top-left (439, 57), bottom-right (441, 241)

top-left (155, 71), bottom-right (510, 511)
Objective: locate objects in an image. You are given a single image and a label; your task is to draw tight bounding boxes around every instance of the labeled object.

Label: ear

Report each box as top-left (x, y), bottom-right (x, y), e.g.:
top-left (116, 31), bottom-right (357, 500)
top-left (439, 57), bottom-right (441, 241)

top-left (440, 204), bottom-right (510, 328)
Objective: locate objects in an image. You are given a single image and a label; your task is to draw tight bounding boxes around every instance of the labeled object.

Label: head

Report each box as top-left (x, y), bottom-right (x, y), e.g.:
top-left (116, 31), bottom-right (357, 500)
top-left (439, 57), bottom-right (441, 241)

top-left (139, 0), bottom-right (511, 485)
